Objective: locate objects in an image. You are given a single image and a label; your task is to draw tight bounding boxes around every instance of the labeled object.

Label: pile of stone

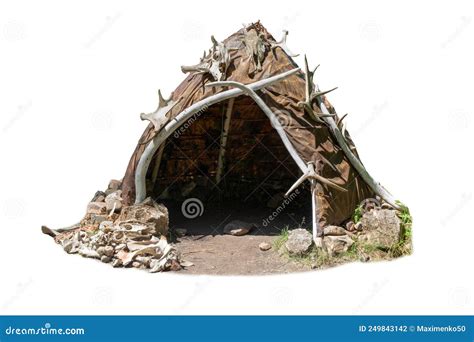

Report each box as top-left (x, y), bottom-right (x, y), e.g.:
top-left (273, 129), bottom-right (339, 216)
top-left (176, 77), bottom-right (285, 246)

top-left (283, 200), bottom-right (404, 259)
top-left (42, 180), bottom-right (187, 273)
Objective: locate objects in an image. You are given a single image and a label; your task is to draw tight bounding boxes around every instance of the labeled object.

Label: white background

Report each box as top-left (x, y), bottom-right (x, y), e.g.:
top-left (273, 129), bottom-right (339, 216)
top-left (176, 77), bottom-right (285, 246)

top-left (0, 0), bottom-right (473, 314)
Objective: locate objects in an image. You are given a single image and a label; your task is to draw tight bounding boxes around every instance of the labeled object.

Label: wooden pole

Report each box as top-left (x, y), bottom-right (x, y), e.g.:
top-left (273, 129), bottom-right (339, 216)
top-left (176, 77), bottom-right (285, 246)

top-left (215, 98), bottom-right (234, 184)
top-left (151, 142), bottom-right (166, 184)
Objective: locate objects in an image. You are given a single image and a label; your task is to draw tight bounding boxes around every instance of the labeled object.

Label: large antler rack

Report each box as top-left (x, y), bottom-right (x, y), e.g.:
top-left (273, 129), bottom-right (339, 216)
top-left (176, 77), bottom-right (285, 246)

top-left (298, 55), bottom-right (338, 124)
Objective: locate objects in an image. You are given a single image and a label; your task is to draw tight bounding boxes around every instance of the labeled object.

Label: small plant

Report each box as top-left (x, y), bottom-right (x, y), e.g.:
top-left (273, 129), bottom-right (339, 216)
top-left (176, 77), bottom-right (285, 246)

top-left (273, 226), bottom-right (289, 251)
top-left (389, 200), bottom-right (413, 257)
top-left (353, 204), bottom-right (364, 223)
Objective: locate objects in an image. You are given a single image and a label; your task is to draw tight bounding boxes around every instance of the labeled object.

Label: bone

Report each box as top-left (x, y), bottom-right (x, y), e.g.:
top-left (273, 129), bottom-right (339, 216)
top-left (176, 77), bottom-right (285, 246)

top-left (140, 90), bottom-right (181, 132)
top-left (270, 30), bottom-right (299, 57)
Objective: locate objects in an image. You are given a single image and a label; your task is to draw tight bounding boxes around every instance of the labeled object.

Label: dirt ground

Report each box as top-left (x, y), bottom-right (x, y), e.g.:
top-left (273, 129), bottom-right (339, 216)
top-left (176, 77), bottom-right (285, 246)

top-left (166, 200), bottom-right (313, 275)
top-left (176, 234), bottom-right (309, 275)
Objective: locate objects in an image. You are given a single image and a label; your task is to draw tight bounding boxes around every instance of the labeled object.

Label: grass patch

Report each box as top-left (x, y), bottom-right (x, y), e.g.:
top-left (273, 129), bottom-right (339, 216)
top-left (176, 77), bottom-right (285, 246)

top-left (273, 226), bottom-right (289, 251)
top-left (389, 200), bottom-right (413, 257)
top-left (353, 204), bottom-right (363, 223)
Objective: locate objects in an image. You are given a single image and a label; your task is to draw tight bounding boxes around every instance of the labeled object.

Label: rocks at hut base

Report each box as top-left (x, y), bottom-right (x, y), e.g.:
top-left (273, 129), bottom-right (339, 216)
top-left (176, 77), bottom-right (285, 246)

top-left (91, 191), bottom-right (107, 203)
top-left (106, 179), bottom-right (122, 195)
top-left (116, 197), bottom-right (168, 236)
top-left (101, 255), bottom-right (112, 263)
top-left (259, 242), bottom-right (272, 251)
top-left (355, 222), bottom-right (363, 231)
top-left (381, 202), bottom-right (393, 210)
top-left (47, 193), bottom-right (179, 273)
top-left (223, 220), bottom-right (255, 236)
top-left (111, 259), bottom-right (123, 268)
top-left (323, 225), bottom-right (348, 236)
top-left (78, 247), bottom-right (100, 259)
top-left (105, 190), bottom-right (122, 213)
top-left (285, 229), bottom-right (313, 255)
top-left (175, 228), bottom-right (187, 237)
top-left (87, 202), bottom-right (107, 215)
top-left (345, 221), bottom-right (355, 232)
top-left (323, 235), bottom-right (354, 257)
top-left (358, 209), bottom-right (401, 248)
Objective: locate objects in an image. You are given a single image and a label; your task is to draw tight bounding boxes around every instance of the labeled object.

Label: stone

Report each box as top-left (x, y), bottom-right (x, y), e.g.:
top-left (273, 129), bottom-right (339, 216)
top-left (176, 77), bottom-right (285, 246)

top-left (355, 222), bottom-right (363, 231)
top-left (63, 240), bottom-right (78, 254)
top-left (96, 246), bottom-right (106, 256)
top-left (87, 202), bottom-right (107, 215)
top-left (91, 191), bottom-right (107, 203)
top-left (103, 245), bottom-right (114, 257)
top-left (108, 179), bottom-right (122, 192)
top-left (175, 228), bottom-right (187, 237)
top-left (285, 229), bottom-right (313, 255)
top-left (90, 214), bottom-right (108, 224)
top-left (223, 220), bottom-right (255, 236)
top-left (115, 244), bottom-right (127, 251)
top-left (78, 247), bottom-right (100, 259)
top-left (111, 259), bottom-right (123, 268)
top-left (381, 202), bottom-right (392, 210)
top-left (266, 192), bottom-right (285, 209)
top-left (359, 209), bottom-right (401, 248)
top-left (323, 235), bottom-right (354, 257)
top-left (100, 255), bottom-right (112, 263)
top-left (180, 260), bottom-right (194, 267)
top-left (259, 242), bottom-right (272, 251)
top-left (345, 221), bottom-right (355, 232)
top-left (323, 225), bottom-right (347, 236)
top-left (99, 220), bottom-right (114, 232)
top-left (105, 190), bottom-right (122, 213)
top-left (116, 197), bottom-right (169, 236)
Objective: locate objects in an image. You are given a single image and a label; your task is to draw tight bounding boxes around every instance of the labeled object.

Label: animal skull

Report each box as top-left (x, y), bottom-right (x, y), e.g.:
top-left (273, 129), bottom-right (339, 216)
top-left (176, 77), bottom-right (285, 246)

top-left (181, 36), bottom-right (230, 81)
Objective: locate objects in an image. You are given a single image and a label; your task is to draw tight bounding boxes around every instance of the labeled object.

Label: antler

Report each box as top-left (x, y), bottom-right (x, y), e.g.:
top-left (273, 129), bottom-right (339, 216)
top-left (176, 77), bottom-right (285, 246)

top-left (181, 36), bottom-right (230, 81)
top-left (270, 30), bottom-right (299, 57)
top-left (140, 90), bottom-right (181, 132)
top-left (285, 161), bottom-right (347, 196)
top-left (298, 55), bottom-right (337, 123)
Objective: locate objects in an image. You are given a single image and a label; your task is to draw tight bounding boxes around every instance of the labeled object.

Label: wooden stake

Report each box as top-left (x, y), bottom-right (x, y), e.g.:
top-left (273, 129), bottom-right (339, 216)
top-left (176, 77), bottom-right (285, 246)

top-left (215, 98), bottom-right (234, 184)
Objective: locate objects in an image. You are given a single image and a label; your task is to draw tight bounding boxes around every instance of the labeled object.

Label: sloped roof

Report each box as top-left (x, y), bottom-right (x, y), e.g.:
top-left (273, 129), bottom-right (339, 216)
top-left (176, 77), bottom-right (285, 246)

top-left (122, 22), bottom-right (374, 226)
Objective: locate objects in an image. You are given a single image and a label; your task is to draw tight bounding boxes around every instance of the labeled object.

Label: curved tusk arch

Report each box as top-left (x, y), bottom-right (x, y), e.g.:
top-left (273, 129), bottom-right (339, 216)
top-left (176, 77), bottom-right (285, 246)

top-left (206, 80), bottom-right (326, 240)
top-left (206, 80), bottom-right (307, 172)
top-left (134, 68), bottom-right (301, 204)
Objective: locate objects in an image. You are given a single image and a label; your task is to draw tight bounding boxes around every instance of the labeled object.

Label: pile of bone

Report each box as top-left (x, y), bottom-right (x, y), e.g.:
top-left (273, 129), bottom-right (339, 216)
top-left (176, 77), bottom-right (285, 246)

top-left (48, 180), bottom-right (184, 272)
